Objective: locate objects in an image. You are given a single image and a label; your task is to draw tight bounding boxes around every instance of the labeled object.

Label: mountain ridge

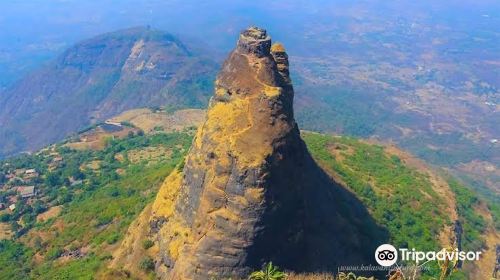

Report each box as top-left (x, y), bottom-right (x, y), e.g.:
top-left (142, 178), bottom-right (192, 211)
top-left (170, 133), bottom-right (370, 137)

top-left (0, 105), bottom-right (497, 279)
top-left (0, 26), bottom-right (218, 158)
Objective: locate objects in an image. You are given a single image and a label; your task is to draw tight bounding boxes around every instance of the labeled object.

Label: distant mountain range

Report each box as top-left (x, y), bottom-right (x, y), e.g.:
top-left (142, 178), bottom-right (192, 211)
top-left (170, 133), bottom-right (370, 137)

top-left (0, 31), bottom-right (496, 276)
top-left (0, 23), bottom-right (497, 201)
top-left (0, 27), bottom-right (218, 158)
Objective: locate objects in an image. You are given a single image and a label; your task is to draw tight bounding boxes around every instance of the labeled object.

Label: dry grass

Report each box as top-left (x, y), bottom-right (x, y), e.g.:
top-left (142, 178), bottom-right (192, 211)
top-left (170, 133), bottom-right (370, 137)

top-left (287, 272), bottom-right (335, 279)
top-left (65, 127), bottom-right (136, 151)
top-left (127, 146), bottom-right (172, 165)
top-left (36, 205), bottom-right (62, 223)
top-left (109, 204), bottom-right (156, 280)
top-left (0, 222), bottom-right (12, 240)
top-left (109, 108), bottom-right (206, 133)
top-left (84, 160), bottom-right (102, 171)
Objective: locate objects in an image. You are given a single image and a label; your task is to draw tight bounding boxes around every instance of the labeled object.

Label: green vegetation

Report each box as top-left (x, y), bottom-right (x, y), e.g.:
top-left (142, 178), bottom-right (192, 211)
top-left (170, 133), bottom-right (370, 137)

top-left (447, 179), bottom-right (486, 251)
top-left (0, 240), bottom-right (33, 280)
top-left (142, 239), bottom-right (154, 250)
top-left (400, 132), bottom-right (493, 167)
top-left (0, 130), bottom-right (193, 279)
top-left (303, 133), bottom-right (448, 251)
top-left (31, 255), bottom-right (102, 280)
top-left (249, 262), bottom-right (287, 280)
top-left (303, 133), bottom-right (490, 279)
top-left (296, 86), bottom-right (389, 137)
top-left (452, 173), bottom-right (500, 231)
top-left (139, 256), bottom-right (155, 272)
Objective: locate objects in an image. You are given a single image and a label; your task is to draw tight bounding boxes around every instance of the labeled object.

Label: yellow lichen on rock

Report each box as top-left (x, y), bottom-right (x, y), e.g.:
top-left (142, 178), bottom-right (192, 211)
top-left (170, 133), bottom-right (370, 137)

top-left (244, 187), bottom-right (265, 204)
top-left (109, 204), bottom-right (157, 278)
top-left (113, 27), bottom-right (301, 280)
top-left (263, 85), bottom-right (282, 97)
top-left (162, 218), bottom-right (191, 261)
top-left (202, 96), bottom-right (273, 168)
top-left (152, 169), bottom-right (183, 218)
top-left (271, 42), bottom-right (285, 52)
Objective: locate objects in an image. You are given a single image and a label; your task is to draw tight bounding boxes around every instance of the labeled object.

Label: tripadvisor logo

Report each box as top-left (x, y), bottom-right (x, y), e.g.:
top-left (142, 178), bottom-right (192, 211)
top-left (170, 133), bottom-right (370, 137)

top-left (375, 244), bottom-right (398, 266)
top-left (375, 244), bottom-right (482, 267)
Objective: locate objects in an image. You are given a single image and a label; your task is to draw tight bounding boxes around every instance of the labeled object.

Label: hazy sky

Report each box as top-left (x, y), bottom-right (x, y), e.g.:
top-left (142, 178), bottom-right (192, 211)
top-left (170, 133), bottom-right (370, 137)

top-left (0, 0), bottom-right (498, 88)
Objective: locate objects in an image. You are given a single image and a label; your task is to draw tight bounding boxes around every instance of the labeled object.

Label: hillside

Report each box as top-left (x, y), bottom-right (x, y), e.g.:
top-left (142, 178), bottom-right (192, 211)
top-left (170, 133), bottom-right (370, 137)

top-left (303, 133), bottom-right (499, 279)
top-left (106, 27), bottom-right (496, 280)
top-left (0, 25), bottom-right (497, 280)
top-left (110, 27), bottom-right (390, 279)
top-left (0, 120), bottom-right (497, 279)
top-left (0, 27), bottom-right (218, 158)
top-left (0, 126), bottom-right (196, 280)
top-left (0, 1), bottom-right (498, 220)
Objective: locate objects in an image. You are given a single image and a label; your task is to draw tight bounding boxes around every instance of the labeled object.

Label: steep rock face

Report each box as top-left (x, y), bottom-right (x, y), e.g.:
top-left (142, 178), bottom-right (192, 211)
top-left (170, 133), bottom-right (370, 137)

top-left (0, 27), bottom-right (217, 158)
top-left (117, 27), bottom-right (386, 279)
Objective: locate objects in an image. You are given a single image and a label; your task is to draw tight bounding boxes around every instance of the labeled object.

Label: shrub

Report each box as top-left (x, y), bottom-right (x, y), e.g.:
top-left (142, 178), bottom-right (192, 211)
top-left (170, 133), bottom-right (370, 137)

top-left (0, 213), bottom-right (11, 222)
top-left (106, 232), bottom-right (120, 244)
top-left (249, 262), bottom-right (287, 280)
top-left (142, 239), bottom-right (154, 250)
top-left (45, 247), bottom-right (63, 260)
top-left (139, 256), bottom-right (155, 271)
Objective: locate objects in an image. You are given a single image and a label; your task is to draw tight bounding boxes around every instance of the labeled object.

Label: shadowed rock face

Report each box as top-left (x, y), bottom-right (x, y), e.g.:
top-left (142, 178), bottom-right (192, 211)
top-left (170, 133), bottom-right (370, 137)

top-left (147, 27), bottom-right (387, 279)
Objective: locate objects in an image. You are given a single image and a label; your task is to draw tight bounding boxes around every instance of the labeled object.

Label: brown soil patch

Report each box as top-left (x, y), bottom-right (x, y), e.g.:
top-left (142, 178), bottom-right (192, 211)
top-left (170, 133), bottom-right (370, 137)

top-left (114, 153), bottom-right (125, 162)
top-left (0, 222), bottom-right (12, 240)
top-left (65, 126), bottom-right (136, 151)
top-left (127, 146), bottom-right (172, 165)
top-left (84, 160), bottom-right (102, 171)
top-left (109, 108), bottom-right (206, 133)
top-left (114, 168), bottom-right (125, 176)
top-left (326, 142), bottom-right (354, 162)
top-left (465, 202), bottom-right (500, 279)
top-left (36, 205), bottom-right (62, 223)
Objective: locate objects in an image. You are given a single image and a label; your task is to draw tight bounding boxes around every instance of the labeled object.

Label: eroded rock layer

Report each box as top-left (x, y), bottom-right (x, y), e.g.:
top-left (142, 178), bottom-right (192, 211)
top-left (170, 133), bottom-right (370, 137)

top-left (117, 27), bottom-right (386, 279)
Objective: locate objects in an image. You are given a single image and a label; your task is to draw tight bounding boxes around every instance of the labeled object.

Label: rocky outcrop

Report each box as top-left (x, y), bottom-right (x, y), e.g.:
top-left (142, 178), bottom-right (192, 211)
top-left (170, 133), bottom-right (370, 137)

top-left (113, 27), bottom-right (386, 279)
top-left (494, 245), bottom-right (500, 278)
top-left (452, 220), bottom-right (463, 268)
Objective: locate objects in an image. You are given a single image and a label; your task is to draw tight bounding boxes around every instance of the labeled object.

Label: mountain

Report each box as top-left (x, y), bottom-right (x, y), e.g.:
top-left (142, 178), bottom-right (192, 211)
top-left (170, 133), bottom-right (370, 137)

top-left (110, 27), bottom-right (387, 279)
top-left (0, 109), bottom-right (497, 279)
top-left (0, 27), bottom-right (218, 158)
top-left (0, 26), bottom-right (498, 280)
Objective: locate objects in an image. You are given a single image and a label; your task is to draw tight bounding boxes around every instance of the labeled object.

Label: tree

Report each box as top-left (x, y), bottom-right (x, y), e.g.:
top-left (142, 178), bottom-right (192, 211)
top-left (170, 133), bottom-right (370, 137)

top-left (0, 172), bottom-right (6, 184)
top-left (249, 262), bottom-right (287, 280)
top-left (32, 200), bottom-right (46, 215)
top-left (0, 213), bottom-right (11, 222)
top-left (45, 172), bottom-right (61, 187)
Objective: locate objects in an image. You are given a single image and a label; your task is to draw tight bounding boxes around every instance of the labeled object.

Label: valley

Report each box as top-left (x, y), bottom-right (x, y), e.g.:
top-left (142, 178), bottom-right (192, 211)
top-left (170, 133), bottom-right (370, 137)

top-left (0, 2), bottom-right (498, 279)
top-left (1, 27), bottom-right (498, 279)
top-left (0, 110), bottom-right (497, 279)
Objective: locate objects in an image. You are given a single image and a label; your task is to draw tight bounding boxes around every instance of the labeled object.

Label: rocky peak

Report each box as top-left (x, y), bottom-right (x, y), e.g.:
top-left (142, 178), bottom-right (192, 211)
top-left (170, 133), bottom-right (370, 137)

top-left (271, 43), bottom-right (291, 84)
top-left (236, 26), bottom-right (271, 57)
top-left (214, 27), bottom-right (294, 129)
top-left (112, 26), bottom-right (384, 280)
